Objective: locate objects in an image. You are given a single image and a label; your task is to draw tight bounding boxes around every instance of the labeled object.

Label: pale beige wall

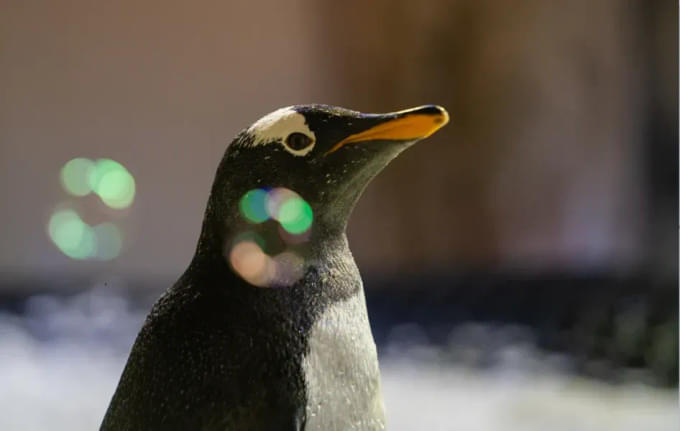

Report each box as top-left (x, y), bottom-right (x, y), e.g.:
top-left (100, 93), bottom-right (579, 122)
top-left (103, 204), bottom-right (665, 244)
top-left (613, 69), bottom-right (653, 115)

top-left (0, 1), bottom-right (672, 281)
top-left (0, 0), bottom-right (324, 278)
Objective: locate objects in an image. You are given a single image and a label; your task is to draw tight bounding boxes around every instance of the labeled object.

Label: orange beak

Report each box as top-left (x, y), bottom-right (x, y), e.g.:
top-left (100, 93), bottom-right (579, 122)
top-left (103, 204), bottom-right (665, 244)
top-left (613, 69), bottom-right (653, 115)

top-left (326, 105), bottom-right (449, 155)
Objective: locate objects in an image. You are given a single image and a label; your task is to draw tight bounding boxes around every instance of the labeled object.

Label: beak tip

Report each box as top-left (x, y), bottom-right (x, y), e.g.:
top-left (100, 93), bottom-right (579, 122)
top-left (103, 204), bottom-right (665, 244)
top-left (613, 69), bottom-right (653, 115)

top-left (410, 104), bottom-right (449, 124)
top-left (416, 104), bottom-right (449, 134)
top-left (432, 106), bottom-right (449, 127)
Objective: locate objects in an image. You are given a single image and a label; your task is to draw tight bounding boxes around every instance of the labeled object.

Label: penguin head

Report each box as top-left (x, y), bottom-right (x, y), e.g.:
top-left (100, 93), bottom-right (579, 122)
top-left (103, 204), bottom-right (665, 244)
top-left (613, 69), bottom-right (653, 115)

top-left (212, 104), bottom-right (449, 234)
top-left (200, 104), bottom-right (448, 286)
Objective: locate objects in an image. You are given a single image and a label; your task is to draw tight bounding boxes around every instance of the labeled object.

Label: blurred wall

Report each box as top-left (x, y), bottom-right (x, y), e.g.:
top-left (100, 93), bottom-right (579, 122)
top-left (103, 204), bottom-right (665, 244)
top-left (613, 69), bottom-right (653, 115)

top-left (0, 1), bottom-right (676, 282)
top-left (0, 0), bottom-right (324, 279)
top-left (317, 0), bottom-right (675, 276)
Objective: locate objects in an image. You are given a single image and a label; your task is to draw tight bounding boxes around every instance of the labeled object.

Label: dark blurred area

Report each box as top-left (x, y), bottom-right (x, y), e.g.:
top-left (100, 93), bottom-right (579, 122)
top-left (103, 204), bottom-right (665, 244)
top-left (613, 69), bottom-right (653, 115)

top-left (0, 1), bottom-right (677, 429)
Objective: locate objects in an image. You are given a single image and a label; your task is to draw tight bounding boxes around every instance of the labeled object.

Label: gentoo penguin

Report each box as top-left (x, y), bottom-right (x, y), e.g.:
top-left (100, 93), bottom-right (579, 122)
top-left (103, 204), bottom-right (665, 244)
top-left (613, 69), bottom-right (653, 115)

top-left (101, 104), bottom-right (448, 430)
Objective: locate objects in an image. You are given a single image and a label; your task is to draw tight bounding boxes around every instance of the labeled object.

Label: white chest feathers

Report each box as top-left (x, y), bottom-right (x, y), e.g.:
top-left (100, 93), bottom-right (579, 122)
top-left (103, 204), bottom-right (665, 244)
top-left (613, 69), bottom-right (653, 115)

top-left (302, 289), bottom-right (386, 430)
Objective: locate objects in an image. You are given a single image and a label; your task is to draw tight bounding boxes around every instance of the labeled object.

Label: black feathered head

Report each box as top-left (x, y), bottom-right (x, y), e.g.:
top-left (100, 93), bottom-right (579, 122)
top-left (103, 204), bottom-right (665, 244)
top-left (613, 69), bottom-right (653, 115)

top-left (196, 104), bottom-right (448, 286)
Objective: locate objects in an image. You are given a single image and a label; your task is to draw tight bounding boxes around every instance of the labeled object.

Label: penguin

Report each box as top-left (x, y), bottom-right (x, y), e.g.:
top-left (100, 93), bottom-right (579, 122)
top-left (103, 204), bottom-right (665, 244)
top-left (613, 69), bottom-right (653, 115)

top-left (101, 104), bottom-right (448, 430)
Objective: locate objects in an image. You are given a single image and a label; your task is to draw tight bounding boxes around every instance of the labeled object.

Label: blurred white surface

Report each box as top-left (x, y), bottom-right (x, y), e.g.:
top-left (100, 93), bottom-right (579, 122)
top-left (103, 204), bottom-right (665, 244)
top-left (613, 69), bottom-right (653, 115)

top-left (0, 289), bottom-right (676, 431)
top-left (381, 358), bottom-right (677, 431)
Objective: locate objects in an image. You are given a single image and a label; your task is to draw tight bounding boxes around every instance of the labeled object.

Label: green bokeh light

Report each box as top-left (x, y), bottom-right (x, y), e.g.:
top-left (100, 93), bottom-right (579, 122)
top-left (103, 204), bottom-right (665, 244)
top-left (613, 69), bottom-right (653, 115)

top-left (48, 210), bottom-right (124, 261)
top-left (89, 159), bottom-right (136, 209)
top-left (60, 158), bottom-right (94, 196)
top-left (278, 197), bottom-right (313, 234)
top-left (52, 157), bottom-right (131, 260)
top-left (239, 189), bottom-right (269, 223)
top-left (48, 210), bottom-right (96, 259)
top-left (93, 223), bottom-right (123, 260)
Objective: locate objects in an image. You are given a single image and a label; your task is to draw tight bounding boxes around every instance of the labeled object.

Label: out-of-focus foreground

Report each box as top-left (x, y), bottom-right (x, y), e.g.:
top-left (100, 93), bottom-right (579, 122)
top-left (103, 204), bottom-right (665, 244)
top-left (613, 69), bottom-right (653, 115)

top-left (0, 1), bottom-right (677, 430)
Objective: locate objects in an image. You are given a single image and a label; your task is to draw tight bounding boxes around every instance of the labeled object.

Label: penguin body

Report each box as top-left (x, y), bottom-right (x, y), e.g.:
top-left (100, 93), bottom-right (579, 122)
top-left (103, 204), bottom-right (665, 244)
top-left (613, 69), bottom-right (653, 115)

top-left (102, 104), bottom-right (448, 430)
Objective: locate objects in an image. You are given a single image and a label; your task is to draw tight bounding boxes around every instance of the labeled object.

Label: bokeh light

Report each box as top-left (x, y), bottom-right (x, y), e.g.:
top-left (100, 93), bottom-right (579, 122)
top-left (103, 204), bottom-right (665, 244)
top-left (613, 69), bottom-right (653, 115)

top-left (265, 187), bottom-right (299, 220)
top-left (239, 189), bottom-right (269, 223)
top-left (92, 223), bottom-right (123, 260)
top-left (59, 158), bottom-right (136, 209)
top-left (239, 187), bottom-right (314, 236)
top-left (48, 210), bottom-right (123, 261)
top-left (89, 159), bottom-right (136, 209)
top-left (278, 197), bottom-right (313, 234)
top-left (48, 210), bottom-right (96, 260)
top-left (229, 240), bottom-right (274, 287)
top-left (278, 224), bottom-right (311, 245)
top-left (51, 158), bottom-right (132, 261)
top-left (228, 238), bottom-right (304, 288)
top-left (272, 251), bottom-right (304, 285)
top-left (60, 158), bottom-right (95, 196)
top-left (231, 187), bottom-right (313, 285)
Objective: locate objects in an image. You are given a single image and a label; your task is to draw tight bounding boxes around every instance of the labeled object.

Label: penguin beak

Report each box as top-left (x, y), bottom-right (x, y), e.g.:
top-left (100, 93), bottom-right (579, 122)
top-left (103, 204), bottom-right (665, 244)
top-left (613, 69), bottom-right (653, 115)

top-left (325, 105), bottom-right (449, 155)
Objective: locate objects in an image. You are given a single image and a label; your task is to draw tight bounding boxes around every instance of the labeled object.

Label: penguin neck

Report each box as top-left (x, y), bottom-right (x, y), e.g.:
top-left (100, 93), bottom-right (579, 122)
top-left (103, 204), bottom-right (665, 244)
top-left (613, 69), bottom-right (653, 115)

top-left (189, 192), bottom-right (354, 282)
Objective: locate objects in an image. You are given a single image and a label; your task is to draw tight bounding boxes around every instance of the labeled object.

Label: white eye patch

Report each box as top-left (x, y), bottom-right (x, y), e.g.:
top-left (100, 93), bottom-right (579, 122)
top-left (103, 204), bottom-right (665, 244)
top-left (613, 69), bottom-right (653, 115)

top-left (246, 107), bottom-right (316, 157)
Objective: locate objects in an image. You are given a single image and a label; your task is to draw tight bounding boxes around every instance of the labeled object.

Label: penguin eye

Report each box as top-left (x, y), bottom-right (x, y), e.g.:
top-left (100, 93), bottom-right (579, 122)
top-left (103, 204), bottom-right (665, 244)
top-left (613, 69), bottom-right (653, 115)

top-left (285, 132), bottom-right (313, 151)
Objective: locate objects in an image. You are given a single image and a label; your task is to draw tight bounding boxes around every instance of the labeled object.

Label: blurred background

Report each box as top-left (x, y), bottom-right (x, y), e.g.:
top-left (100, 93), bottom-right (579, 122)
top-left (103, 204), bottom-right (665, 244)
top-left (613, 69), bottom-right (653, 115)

top-left (0, 1), bottom-right (677, 429)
